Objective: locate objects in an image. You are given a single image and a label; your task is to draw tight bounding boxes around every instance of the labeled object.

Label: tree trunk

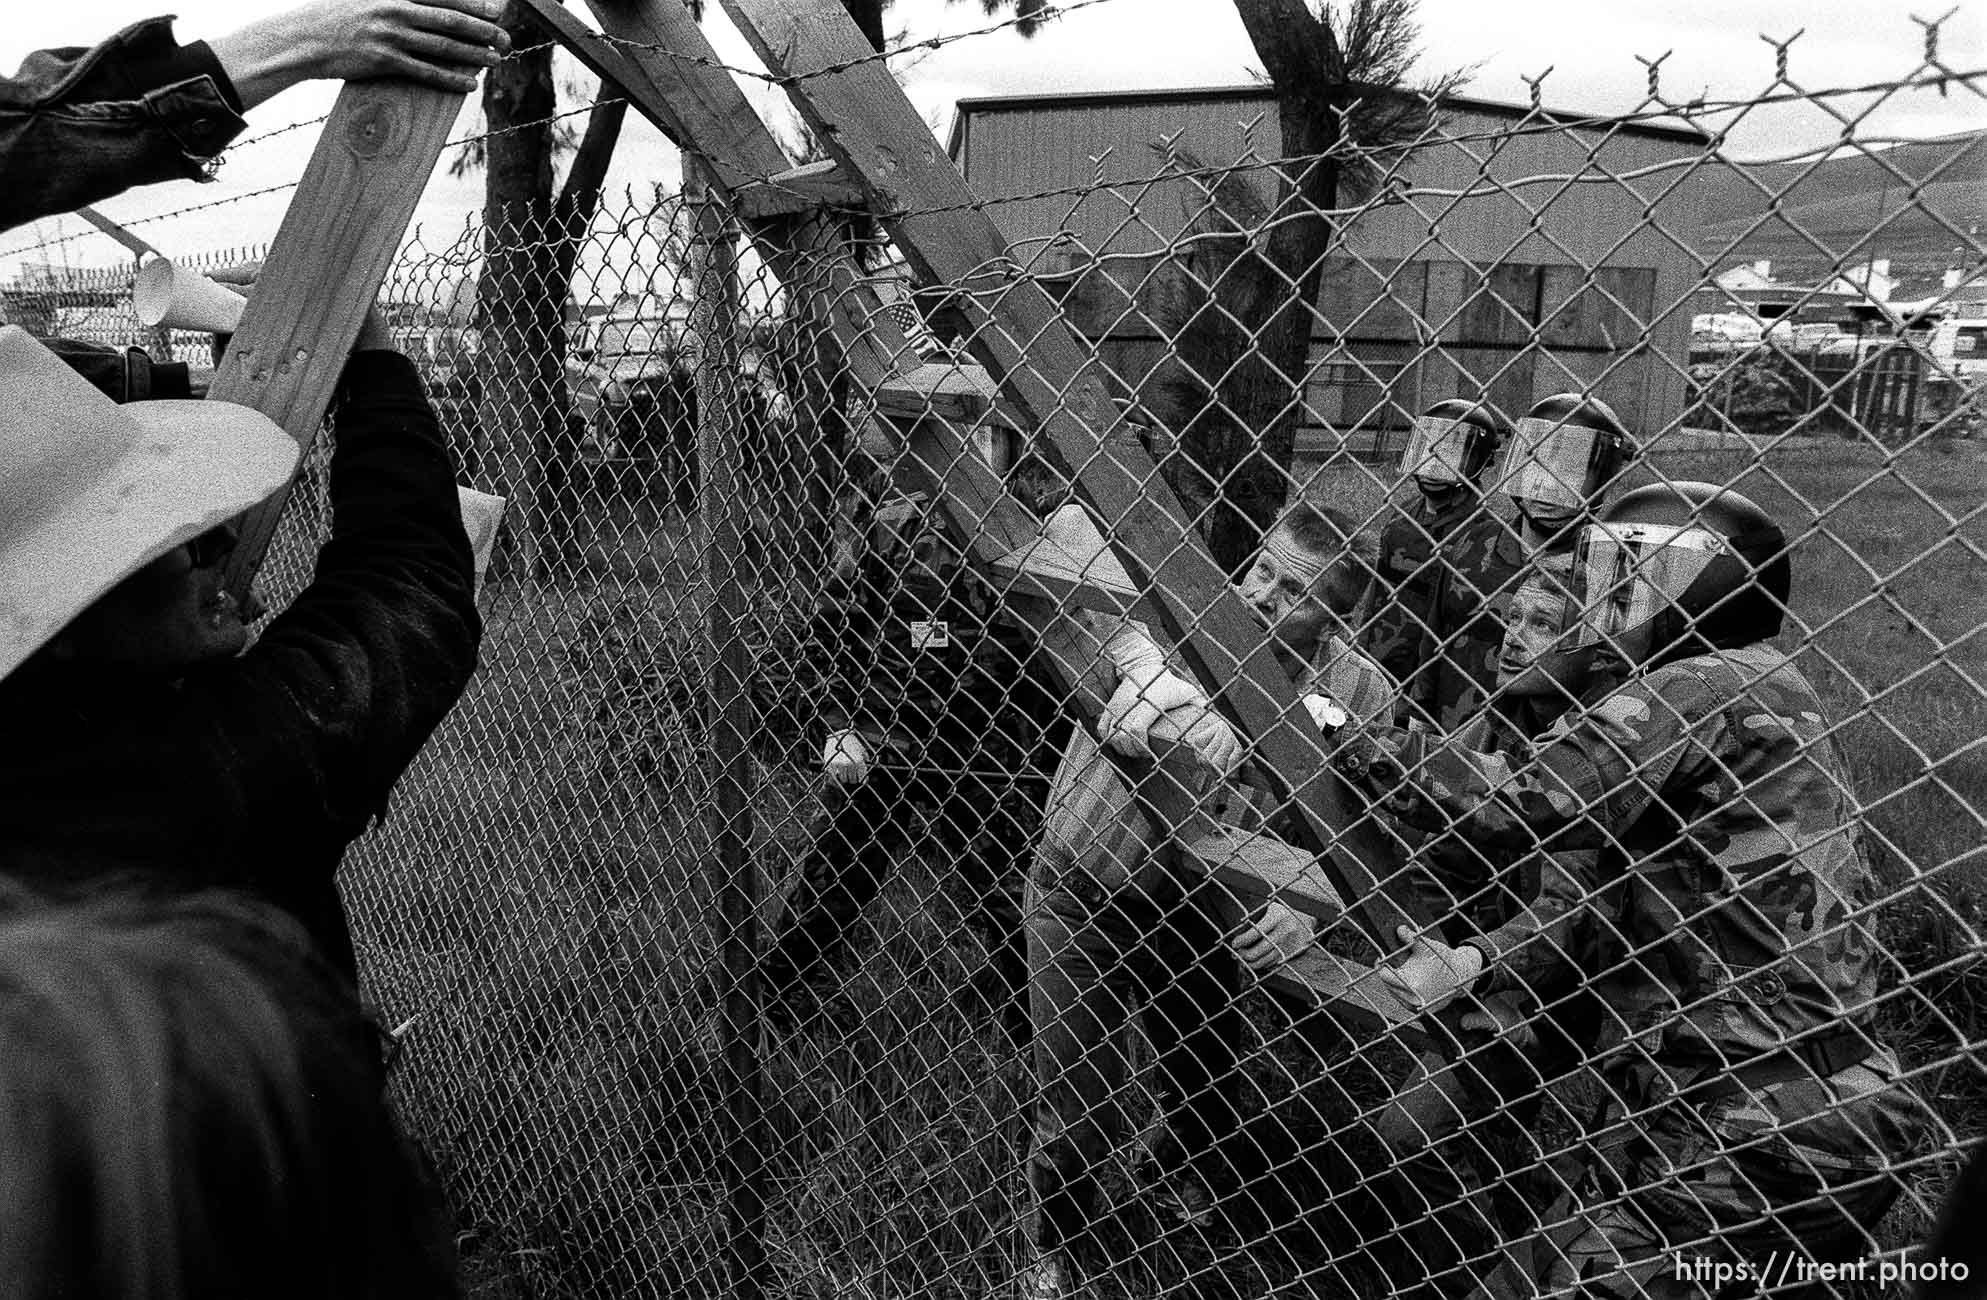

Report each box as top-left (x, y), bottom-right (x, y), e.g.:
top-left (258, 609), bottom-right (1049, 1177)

top-left (473, 0), bottom-right (629, 580)
top-left (1161, 0), bottom-right (1348, 575)
top-left (553, 96), bottom-right (629, 293)
top-left (542, 93), bottom-right (627, 570)
top-left (840, 0), bottom-right (886, 49)
top-left (474, 7), bottom-right (560, 580)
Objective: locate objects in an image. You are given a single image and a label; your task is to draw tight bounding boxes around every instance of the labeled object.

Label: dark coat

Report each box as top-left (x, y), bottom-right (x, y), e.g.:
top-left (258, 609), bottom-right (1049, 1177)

top-left (0, 17), bottom-right (246, 234)
top-left (811, 488), bottom-right (1064, 781)
top-left (0, 352), bottom-right (481, 979)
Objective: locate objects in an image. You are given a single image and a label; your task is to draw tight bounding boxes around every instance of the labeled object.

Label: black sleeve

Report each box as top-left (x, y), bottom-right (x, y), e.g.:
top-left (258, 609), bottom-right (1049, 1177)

top-left (0, 18), bottom-right (246, 234)
top-left (228, 351), bottom-right (482, 838)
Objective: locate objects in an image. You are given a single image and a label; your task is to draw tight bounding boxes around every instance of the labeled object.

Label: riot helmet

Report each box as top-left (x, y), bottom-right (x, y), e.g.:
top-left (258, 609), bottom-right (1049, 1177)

top-left (1501, 393), bottom-right (1631, 527)
top-left (1568, 481), bottom-right (1790, 665)
top-left (1398, 398), bottom-right (1508, 498)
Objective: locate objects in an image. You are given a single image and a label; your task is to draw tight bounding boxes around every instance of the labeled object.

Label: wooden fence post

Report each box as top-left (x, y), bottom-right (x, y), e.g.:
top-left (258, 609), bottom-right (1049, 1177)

top-left (217, 81), bottom-right (469, 599)
top-left (689, 167), bottom-right (769, 1300)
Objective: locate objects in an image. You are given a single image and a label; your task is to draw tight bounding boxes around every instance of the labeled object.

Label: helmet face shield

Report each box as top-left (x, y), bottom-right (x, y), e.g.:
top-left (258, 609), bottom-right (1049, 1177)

top-left (1503, 417), bottom-right (1609, 510)
top-left (1399, 414), bottom-right (1476, 486)
top-left (1572, 520), bottom-right (1729, 651)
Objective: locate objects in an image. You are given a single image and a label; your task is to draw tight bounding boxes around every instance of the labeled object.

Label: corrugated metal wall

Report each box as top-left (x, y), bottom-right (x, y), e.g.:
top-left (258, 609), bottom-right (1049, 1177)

top-left (952, 89), bottom-right (1710, 450)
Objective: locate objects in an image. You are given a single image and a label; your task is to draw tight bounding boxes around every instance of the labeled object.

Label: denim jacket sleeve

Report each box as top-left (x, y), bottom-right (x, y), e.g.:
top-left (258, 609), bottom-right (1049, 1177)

top-left (0, 17), bottom-right (246, 233)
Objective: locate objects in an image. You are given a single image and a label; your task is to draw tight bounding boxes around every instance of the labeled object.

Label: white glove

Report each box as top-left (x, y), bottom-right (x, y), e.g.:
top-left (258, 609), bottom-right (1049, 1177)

top-left (822, 730), bottom-right (872, 786)
top-left (1177, 708), bottom-right (1246, 777)
top-left (1228, 899), bottom-right (1317, 972)
top-left (1302, 692), bottom-right (1350, 733)
top-left (1376, 925), bottom-right (1486, 1010)
top-left (1098, 666), bottom-right (1206, 759)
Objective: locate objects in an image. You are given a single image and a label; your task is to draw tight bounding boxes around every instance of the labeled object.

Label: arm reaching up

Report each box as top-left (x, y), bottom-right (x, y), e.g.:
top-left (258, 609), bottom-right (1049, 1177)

top-left (0, 3), bottom-right (509, 233)
top-left (209, 0), bottom-right (511, 107)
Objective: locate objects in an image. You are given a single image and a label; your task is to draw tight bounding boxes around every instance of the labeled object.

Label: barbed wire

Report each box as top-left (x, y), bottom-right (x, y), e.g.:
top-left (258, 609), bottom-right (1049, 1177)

top-left (189, 36), bottom-right (566, 161)
top-left (209, 55), bottom-right (1980, 224)
top-left (618, 61), bottom-right (1986, 230)
top-left (1, 50), bottom-right (1976, 282)
top-left (0, 95), bottom-right (647, 267)
top-left (588, 0), bottom-right (1124, 87)
top-left (225, 113), bottom-right (336, 154)
top-left (441, 96), bottom-right (631, 156)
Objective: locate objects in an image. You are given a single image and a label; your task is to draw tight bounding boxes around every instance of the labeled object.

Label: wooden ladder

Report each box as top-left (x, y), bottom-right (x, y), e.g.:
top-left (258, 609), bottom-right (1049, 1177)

top-left (214, 0), bottom-right (1419, 1022)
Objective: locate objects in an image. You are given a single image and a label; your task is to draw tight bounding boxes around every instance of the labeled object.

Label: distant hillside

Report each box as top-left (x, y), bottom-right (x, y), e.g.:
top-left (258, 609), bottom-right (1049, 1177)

top-left (1686, 130), bottom-right (1985, 281)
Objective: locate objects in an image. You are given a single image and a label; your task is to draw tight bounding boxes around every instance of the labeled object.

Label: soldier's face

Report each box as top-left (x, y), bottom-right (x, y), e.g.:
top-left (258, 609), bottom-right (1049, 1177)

top-left (1236, 529), bottom-right (1340, 655)
top-left (1496, 583), bottom-right (1587, 697)
top-left (1515, 500), bottom-right (1583, 552)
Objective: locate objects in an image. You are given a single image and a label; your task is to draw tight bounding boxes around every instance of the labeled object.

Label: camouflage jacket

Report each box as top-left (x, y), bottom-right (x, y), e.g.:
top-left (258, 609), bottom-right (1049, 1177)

top-left (1403, 509), bottom-right (1530, 734)
top-left (812, 489), bottom-right (1062, 776)
top-left (1357, 492), bottom-right (1479, 705)
top-left (1414, 692), bottom-right (1599, 934)
top-left (1347, 645), bottom-right (1887, 1072)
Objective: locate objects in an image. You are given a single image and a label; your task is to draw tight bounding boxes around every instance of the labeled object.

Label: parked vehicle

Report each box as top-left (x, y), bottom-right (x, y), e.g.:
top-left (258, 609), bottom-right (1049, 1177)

top-left (1925, 311), bottom-right (1987, 379)
top-left (565, 311), bottom-right (698, 505)
top-left (562, 306), bottom-right (797, 515)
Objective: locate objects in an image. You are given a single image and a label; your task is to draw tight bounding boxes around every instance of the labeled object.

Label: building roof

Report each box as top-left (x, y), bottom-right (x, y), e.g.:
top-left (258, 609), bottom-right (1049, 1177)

top-left (945, 82), bottom-right (1712, 159)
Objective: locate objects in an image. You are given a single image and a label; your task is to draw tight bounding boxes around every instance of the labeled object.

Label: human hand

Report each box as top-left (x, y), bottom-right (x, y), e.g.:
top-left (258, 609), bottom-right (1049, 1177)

top-left (1176, 708), bottom-right (1244, 777)
top-left (822, 730), bottom-right (872, 786)
top-left (353, 304), bottom-right (394, 353)
top-left (1377, 925), bottom-right (1484, 1010)
top-left (1302, 692), bottom-right (1349, 732)
top-left (190, 263), bottom-right (387, 354)
top-left (1099, 667), bottom-right (1204, 759)
top-left (211, 0), bottom-right (512, 110)
top-left (1228, 900), bottom-right (1316, 972)
top-left (1458, 989), bottom-right (1536, 1051)
top-left (206, 260), bottom-right (264, 289)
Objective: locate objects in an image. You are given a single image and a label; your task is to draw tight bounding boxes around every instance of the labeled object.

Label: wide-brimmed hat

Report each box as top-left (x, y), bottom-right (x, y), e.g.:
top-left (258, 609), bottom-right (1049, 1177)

top-left (0, 326), bottom-right (299, 681)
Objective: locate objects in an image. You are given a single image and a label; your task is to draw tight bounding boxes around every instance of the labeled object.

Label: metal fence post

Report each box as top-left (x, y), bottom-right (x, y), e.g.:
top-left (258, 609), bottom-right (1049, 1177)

top-left (689, 165), bottom-right (769, 1300)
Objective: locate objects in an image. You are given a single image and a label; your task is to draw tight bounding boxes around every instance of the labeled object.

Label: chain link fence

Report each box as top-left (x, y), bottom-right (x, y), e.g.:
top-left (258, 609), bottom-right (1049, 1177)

top-left (7, 26), bottom-right (1984, 1300)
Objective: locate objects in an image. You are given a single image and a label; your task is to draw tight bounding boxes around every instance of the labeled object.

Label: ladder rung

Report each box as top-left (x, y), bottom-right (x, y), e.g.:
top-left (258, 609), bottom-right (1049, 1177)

top-left (874, 361), bottom-right (1000, 424)
top-left (1186, 824), bottom-right (1344, 922)
top-left (733, 158), bottom-right (864, 218)
top-left (989, 541), bottom-right (1145, 619)
top-left (1265, 949), bottom-right (1422, 1026)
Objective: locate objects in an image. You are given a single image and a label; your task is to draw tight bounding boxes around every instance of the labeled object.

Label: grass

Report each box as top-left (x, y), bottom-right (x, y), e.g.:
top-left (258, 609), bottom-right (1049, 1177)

top-left (332, 435), bottom-right (1986, 1298)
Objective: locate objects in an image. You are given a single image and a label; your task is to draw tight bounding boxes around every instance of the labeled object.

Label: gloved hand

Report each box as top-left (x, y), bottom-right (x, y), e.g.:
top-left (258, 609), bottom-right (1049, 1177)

top-left (1098, 666), bottom-right (1206, 759)
top-left (1376, 925), bottom-right (1485, 1010)
top-left (1228, 899), bottom-right (1317, 972)
top-left (1176, 708), bottom-right (1245, 777)
top-left (822, 730), bottom-right (872, 786)
top-left (1302, 692), bottom-right (1350, 732)
top-left (1458, 989), bottom-right (1536, 1052)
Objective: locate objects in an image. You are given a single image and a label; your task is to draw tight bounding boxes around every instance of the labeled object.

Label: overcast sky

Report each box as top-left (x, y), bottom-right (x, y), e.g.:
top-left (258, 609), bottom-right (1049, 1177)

top-left (1, 0), bottom-right (1979, 281)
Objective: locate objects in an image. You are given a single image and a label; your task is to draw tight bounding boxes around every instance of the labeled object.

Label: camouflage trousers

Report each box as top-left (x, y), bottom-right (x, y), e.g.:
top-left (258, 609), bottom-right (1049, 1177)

top-left (1510, 1074), bottom-right (1909, 1299)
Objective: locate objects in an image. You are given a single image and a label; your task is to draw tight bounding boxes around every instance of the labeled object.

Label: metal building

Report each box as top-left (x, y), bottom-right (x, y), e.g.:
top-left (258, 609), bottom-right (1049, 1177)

top-left (946, 85), bottom-right (1711, 451)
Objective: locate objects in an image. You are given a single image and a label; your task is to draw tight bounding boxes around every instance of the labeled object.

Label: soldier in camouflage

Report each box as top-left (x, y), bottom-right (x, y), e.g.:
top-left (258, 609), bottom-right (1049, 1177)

top-left (1404, 393), bottom-right (1632, 735)
top-left (1319, 482), bottom-right (1926, 1295)
top-left (1358, 399), bottom-right (1507, 710)
top-left (759, 467), bottom-right (1067, 1042)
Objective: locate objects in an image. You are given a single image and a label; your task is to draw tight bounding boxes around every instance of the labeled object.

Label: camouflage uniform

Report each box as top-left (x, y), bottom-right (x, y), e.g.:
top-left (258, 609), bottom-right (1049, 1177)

top-left (1341, 643), bottom-right (1928, 1291)
top-left (762, 488), bottom-right (1067, 1031)
top-left (1403, 508), bottom-right (1530, 735)
top-left (1026, 626), bottom-right (1395, 1251)
top-left (1358, 490), bottom-right (1480, 706)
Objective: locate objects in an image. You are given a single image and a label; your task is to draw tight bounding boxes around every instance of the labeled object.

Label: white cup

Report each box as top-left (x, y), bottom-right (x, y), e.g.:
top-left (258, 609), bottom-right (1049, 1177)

top-left (133, 258), bottom-right (248, 333)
